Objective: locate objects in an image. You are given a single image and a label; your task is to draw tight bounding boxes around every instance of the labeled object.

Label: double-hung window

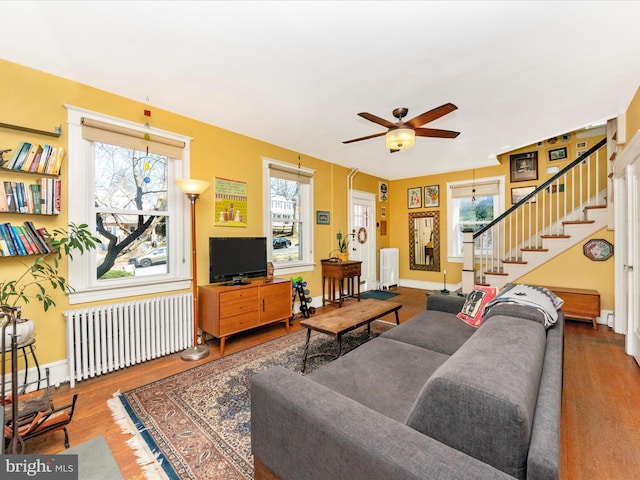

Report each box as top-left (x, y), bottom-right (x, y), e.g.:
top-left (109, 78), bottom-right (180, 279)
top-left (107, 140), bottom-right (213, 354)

top-left (65, 105), bottom-right (192, 303)
top-left (446, 176), bottom-right (505, 262)
top-left (262, 158), bottom-right (314, 275)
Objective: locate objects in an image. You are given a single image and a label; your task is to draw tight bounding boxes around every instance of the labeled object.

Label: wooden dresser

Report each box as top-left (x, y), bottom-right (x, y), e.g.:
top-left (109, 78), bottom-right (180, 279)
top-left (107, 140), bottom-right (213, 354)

top-left (546, 286), bottom-right (600, 330)
top-left (321, 259), bottom-right (362, 307)
top-left (198, 277), bottom-right (292, 355)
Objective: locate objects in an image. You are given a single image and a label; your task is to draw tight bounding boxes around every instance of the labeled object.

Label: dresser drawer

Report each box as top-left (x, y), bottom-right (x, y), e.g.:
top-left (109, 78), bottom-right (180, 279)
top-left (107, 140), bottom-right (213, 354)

top-left (341, 264), bottom-right (361, 276)
top-left (220, 296), bottom-right (258, 318)
top-left (219, 311), bottom-right (260, 335)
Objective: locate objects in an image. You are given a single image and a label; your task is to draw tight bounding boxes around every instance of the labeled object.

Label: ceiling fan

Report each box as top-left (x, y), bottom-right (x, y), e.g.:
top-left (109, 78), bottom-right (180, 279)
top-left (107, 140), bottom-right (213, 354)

top-left (343, 103), bottom-right (460, 152)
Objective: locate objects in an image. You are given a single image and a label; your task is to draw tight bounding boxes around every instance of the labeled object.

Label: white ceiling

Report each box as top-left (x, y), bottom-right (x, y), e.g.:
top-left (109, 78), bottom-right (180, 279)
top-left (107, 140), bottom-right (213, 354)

top-left (2, 1), bottom-right (640, 180)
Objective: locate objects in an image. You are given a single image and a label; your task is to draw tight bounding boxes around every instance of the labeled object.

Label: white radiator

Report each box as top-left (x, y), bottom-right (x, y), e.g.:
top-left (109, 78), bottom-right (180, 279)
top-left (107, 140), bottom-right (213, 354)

top-left (64, 293), bottom-right (192, 388)
top-left (379, 248), bottom-right (399, 290)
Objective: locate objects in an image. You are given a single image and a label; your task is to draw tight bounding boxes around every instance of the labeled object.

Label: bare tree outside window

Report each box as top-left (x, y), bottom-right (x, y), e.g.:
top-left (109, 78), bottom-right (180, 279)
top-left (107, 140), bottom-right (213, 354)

top-left (94, 143), bottom-right (169, 279)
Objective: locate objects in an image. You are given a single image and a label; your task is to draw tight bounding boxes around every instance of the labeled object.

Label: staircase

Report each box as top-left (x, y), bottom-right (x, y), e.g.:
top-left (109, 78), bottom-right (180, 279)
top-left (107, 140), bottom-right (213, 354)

top-left (462, 138), bottom-right (609, 291)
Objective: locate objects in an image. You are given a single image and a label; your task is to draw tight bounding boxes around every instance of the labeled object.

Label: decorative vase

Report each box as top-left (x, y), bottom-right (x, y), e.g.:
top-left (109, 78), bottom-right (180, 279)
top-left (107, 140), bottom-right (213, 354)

top-left (338, 252), bottom-right (349, 262)
top-left (2, 318), bottom-right (35, 348)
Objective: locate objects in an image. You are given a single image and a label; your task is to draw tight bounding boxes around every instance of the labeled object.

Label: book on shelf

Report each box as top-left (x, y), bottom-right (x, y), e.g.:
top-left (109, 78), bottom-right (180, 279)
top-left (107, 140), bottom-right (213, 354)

top-left (47, 147), bottom-right (65, 175)
top-left (21, 144), bottom-right (43, 172)
top-left (7, 224), bottom-right (27, 255)
top-left (29, 183), bottom-right (41, 214)
top-left (7, 142), bottom-right (30, 170)
top-left (4, 181), bottom-right (16, 212)
top-left (0, 181), bottom-right (7, 212)
top-left (0, 222), bottom-right (53, 257)
top-left (16, 225), bottom-right (36, 255)
top-left (24, 220), bottom-right (50, 254)
top-left (34, 144), bottom-right (52, 173)
top-left (0, 223), bottom-right (17, 256)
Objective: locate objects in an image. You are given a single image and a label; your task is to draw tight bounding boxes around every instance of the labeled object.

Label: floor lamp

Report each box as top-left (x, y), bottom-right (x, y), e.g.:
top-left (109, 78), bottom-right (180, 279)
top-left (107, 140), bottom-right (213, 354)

top-left (175, 178), bottom-right (211, 361)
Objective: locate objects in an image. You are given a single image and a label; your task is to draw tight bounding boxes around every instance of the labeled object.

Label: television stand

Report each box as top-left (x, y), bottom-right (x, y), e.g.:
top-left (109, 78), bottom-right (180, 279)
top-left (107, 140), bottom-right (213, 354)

top-left (198, 277), bottom-right (292, 355)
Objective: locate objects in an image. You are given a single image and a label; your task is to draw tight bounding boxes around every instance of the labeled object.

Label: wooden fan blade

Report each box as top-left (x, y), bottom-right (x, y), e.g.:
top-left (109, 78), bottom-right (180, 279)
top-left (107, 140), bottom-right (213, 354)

top-left (390, 149), bottom-right (400, 153)
top-left (358, 112), bottom-right (396, 129)
top-left (406, 103), bottom-right (458, 128)
top-left (342, 131), bottom-right (386, 144)
top-left (415, 128), bottom-right (460, 139)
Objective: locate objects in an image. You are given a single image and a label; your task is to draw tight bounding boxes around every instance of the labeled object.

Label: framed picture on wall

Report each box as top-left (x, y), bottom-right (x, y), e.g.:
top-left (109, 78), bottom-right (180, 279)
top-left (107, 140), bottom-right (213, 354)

top-left (408, 187), bottom-right (422, 209)
top-left (510, 151), bottom-right (538, 182)
top-left (316, 210), bottom-right (330, 224)
top-left (511, 186), bottom-right (537, 204)
top-left (424, 185), bottom-right (439, 207)
top-left (548, 146), bottom-right (568, 162)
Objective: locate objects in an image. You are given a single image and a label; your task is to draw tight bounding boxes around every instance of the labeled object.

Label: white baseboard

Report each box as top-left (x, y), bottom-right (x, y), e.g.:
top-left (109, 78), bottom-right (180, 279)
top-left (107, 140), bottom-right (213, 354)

top-left (4, 359), bottom-right (70, 392)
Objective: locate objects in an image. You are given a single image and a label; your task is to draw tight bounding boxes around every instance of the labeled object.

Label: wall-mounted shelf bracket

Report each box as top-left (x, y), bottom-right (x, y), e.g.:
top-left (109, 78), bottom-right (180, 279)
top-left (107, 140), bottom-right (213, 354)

top-left (0, 122), bottom-right (62, 138)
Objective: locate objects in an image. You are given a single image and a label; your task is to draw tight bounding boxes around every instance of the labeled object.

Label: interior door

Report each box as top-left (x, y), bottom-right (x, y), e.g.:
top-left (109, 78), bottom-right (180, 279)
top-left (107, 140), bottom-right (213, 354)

top-left (349, 190), bottom-right (376, 292)
top-left (628, 162), bottom-right (640, 366)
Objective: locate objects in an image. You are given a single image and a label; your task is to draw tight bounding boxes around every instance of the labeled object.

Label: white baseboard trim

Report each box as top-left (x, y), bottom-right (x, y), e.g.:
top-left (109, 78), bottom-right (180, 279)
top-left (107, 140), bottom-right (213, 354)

top-left (5, 359), bottom-right (70, 392)
top-left (398, 278), bottom-right (461, 292)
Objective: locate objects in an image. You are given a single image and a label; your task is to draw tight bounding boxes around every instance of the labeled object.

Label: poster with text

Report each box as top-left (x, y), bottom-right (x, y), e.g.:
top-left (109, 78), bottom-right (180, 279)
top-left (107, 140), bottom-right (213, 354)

top-left (214, 177), bottom-right (247, 227)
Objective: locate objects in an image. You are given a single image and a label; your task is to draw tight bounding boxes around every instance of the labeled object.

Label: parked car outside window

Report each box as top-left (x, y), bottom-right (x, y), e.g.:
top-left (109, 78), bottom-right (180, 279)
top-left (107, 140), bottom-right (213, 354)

top-left (272, 238), bottom-right (291, 249)
top-left (129, 247), bottom-right (167, 267)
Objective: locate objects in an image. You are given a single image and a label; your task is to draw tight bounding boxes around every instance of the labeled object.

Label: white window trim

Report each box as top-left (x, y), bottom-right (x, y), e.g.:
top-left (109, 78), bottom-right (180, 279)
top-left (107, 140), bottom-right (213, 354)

top-left (446, 175), bottom-right (505, 263)
top-left (65, 104), bottom-right (192, 303)
top-left (262, 157), bottom-right (315, 275)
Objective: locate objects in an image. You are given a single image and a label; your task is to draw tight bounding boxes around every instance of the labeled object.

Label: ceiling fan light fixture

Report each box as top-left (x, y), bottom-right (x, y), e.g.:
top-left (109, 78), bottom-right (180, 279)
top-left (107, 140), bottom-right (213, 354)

top-left (385, 128), bottom-right (415, 150)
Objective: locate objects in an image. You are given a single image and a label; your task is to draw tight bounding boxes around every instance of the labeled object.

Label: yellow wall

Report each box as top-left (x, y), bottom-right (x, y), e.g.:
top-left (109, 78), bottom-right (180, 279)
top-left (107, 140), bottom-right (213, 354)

top-left (519, 227), bottom-right (614, 310)
top-left (626, 87), bottom-right (640, 139)
top-left (0, 59), bottom-right (385, 366)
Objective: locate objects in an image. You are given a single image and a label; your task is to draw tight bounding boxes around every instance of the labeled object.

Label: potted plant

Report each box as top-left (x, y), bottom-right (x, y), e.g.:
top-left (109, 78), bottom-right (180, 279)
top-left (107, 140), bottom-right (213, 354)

top-left (1, 223), bottom-right (100, 346)
top-left (337, 231), bottom-right (350, 262)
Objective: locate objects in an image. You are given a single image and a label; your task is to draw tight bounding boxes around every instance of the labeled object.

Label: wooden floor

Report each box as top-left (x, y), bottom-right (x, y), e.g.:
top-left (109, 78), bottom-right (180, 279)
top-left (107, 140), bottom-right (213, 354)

top-left (18, 287), bottom-right (640, 479)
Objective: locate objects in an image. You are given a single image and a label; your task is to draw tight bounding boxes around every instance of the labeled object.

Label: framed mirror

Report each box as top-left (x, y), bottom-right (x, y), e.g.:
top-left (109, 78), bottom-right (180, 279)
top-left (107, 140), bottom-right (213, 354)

top-left (408, 211), bottom-right (440, 271)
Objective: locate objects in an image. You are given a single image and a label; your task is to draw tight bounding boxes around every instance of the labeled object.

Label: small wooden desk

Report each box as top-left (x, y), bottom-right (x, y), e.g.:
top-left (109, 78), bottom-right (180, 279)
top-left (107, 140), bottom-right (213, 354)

top-left (546, 286), bottom-right (600, 330)
top-left (321, 259), bottom-right (362, 307)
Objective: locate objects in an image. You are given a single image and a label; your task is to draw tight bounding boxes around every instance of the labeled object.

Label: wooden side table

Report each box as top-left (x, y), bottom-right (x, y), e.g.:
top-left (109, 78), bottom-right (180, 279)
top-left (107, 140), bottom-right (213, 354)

top-left (546, 286), bottom-right (600, 329)
top-left (321, 260), bottom-right (362, 307)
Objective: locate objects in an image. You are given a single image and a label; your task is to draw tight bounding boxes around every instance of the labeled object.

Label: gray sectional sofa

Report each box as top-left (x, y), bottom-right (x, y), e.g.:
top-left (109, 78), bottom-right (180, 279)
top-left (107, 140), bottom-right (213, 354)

top-left (251, 292), bottom-right (564, 480)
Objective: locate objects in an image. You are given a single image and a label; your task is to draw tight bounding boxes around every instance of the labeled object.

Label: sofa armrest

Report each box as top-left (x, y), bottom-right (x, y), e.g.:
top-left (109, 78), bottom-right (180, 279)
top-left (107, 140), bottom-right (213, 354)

top-left (426, 292), bottom-right (466, 314)
top-left (251, 367), bottom-right (513, 480)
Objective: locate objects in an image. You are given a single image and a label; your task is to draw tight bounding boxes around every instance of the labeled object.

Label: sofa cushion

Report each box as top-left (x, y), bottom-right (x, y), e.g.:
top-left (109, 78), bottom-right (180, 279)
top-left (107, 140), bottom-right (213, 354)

top-left (405, 315), bottom-right (547, 479)
top-left (456, 285), bottom-right (498, 327)
top-left (309, 337), bottom-right (450, 423)
top-left (380, 309), bottom-right (476, 355)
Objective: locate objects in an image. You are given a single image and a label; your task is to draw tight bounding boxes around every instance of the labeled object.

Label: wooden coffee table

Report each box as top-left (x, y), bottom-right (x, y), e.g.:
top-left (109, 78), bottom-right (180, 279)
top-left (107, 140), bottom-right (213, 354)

top-left (300, 299), bottom-right (402, 373)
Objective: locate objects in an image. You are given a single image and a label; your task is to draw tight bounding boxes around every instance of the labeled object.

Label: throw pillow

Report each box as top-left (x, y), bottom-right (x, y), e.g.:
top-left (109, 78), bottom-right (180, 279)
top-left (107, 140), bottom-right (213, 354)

top-left (457, 285), bottom-right (498, 327)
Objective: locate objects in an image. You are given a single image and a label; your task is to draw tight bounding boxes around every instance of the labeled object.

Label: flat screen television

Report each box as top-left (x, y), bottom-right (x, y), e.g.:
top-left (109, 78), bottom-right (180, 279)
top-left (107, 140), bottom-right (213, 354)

top-left (209, 237), bottom-right (267, 284)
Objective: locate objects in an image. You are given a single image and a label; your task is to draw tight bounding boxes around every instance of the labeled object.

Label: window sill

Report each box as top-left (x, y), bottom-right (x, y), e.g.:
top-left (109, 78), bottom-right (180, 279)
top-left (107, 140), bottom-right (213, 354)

top-left (274, 262), bottom-right (315, 277)
top-left (68, 278), bottom-right (191, 304)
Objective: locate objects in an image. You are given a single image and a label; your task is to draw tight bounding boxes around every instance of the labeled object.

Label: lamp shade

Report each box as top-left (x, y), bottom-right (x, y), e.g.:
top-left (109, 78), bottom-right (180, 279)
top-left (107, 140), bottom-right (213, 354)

top-left (175, 178), bottom-right (210, 195)
top-left (385, 128), bottom-right (416, 150)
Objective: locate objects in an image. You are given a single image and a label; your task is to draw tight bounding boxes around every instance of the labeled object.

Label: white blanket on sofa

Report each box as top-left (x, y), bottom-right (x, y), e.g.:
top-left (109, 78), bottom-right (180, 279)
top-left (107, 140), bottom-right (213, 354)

top-left (484, 284), bottom-right (564, 328)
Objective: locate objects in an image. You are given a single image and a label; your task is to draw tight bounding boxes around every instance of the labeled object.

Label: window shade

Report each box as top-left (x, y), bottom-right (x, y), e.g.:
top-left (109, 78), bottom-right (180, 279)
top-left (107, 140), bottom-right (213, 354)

top-left (81, 117), bottom-right (185, 159)
top-left (268, 163), bottom-right (312, 184)
top-left (450, 180), bottom-right (500, 198)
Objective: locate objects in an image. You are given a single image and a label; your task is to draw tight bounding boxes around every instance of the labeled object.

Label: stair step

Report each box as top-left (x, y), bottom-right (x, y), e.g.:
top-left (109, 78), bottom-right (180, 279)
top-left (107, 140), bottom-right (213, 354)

top-left (562, 220), bottom-right (595, 225)
top-left (540, 235), bottom-right (571, 239)
top-left (584, 205), bottom-right (607, 210)
top-left (485, 270), bottom-right (508, 276)
top-left (502, 259), bottom-right (527, 264)
top-left (521, 247), bottom-right (549, 252)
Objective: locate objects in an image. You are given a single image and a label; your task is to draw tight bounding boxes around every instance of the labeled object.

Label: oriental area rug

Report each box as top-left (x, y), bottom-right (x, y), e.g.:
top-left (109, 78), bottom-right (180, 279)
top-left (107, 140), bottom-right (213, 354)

top-left (108, 321), bottom-right (392, 480)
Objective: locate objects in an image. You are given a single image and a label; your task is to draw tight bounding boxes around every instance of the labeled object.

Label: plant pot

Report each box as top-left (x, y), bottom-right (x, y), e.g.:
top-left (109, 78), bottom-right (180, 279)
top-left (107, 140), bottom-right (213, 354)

top-left (338, 252), bottom-right (349, 262)
top-left (2, 318), bottom-right (35, 348)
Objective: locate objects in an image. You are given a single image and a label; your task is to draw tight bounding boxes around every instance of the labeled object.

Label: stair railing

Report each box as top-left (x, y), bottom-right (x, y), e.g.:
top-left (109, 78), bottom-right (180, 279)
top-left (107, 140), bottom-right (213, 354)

top-left (462, 137), bottom-right (607, 290)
